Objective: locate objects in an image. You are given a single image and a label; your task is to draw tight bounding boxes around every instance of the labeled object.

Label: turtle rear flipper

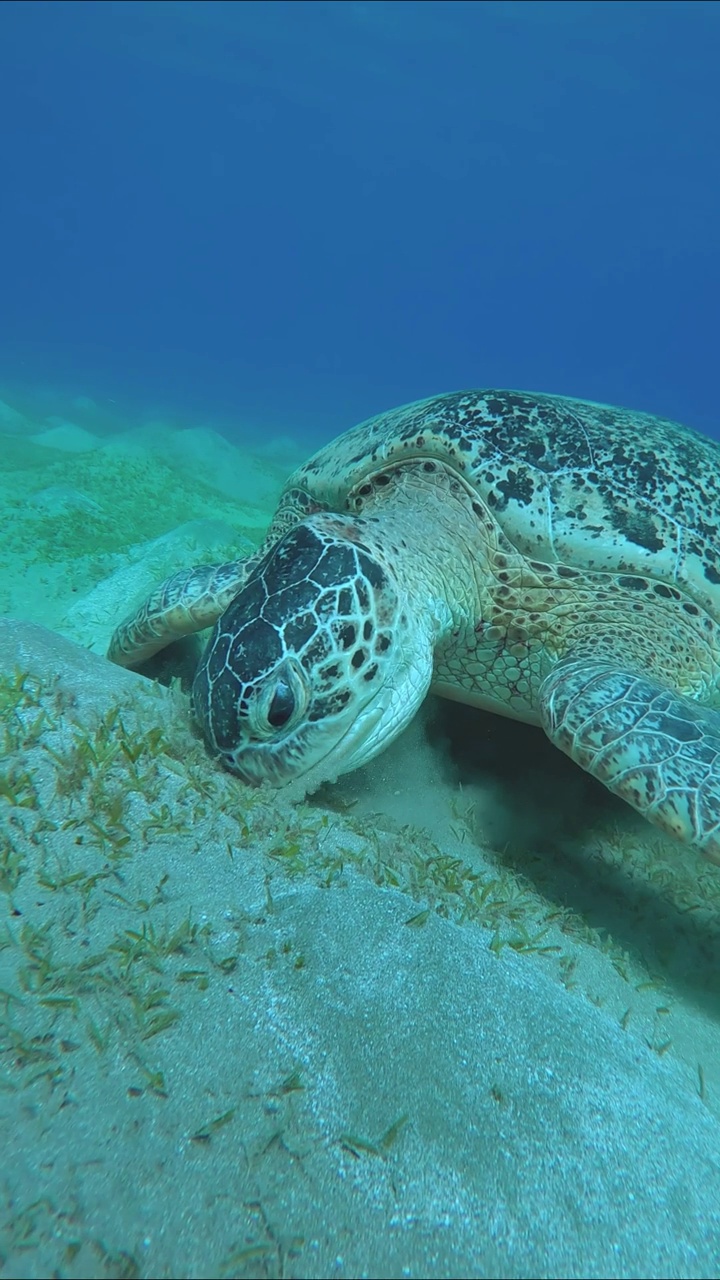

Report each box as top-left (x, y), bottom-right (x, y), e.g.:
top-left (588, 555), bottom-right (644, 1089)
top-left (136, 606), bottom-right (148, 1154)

top-left (107, 556), bottom-right (260, 669)
top-left (539, 657), bottom-right (720, 862)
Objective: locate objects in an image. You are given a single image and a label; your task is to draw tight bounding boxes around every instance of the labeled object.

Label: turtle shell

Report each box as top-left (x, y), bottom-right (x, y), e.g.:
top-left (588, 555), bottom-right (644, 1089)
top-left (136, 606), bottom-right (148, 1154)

top-left (288, 389), bottom-right (720, 624)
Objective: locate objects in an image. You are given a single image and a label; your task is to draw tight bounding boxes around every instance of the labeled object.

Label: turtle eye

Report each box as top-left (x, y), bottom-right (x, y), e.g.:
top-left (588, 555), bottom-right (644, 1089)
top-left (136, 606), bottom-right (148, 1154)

top-left (267, 680), bottom-right (295, 730)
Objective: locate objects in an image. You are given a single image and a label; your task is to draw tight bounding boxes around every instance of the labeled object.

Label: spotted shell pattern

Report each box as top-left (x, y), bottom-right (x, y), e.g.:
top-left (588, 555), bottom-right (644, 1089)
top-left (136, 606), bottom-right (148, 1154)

top-left (291, 389), bottom-right (720, 627)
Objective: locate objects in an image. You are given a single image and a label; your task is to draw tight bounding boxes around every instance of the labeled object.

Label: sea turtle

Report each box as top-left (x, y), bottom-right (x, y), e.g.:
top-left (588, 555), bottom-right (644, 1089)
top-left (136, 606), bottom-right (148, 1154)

top-left (108, 388), bottom-right (720, 862)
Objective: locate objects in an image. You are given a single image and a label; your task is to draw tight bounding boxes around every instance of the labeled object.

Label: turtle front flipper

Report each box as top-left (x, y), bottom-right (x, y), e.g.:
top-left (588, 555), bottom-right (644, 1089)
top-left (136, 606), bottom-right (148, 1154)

top-left (107, 556), bottom-right (261, 669)
top-left (538, 658), bottom-right (720, 863)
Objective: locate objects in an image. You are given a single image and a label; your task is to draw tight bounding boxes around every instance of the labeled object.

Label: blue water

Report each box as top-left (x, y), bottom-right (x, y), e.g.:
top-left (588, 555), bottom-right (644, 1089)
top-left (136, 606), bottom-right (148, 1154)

top-left (1, 0), bottom-right (719, 442)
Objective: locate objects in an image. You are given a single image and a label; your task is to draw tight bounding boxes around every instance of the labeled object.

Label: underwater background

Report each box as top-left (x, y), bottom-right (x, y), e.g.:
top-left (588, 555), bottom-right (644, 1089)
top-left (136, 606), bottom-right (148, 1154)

top-left (4, 3), bottom-right (720, 1279)
top-left (2, 0), bottom-right (720, 439)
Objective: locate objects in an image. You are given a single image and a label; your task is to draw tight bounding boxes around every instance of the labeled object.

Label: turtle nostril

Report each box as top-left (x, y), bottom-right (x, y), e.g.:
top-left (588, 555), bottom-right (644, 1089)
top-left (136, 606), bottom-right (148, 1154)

top-left (267, 679), bottom-right (295, 729)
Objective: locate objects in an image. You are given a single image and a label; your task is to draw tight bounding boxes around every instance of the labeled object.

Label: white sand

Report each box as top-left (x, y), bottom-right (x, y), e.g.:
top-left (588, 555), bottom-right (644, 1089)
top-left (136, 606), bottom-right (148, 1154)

top-left (2, 395), bottom-right (720, 1277)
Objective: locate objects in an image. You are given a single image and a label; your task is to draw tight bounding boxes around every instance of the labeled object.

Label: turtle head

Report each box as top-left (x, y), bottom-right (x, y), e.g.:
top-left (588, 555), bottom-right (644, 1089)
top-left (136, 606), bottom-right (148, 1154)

top-left (192, 516), bottom-right (434, 789)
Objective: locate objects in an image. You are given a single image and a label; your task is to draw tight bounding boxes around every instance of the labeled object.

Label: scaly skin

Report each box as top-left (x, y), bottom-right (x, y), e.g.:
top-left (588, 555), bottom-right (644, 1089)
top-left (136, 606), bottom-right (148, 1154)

top-left (106, 388), bottom-right (720, 860)
top-left (107, 486), bottom-right (322, 667)
top-left (539, 659), bottom-right (720, 862)
top-left (107, 559), bottom-right (258, 667)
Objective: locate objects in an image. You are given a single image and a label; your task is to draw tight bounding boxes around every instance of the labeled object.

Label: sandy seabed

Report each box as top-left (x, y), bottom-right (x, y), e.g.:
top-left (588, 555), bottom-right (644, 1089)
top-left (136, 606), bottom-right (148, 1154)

top-left (3, 390), bottom-right (720, 1278)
